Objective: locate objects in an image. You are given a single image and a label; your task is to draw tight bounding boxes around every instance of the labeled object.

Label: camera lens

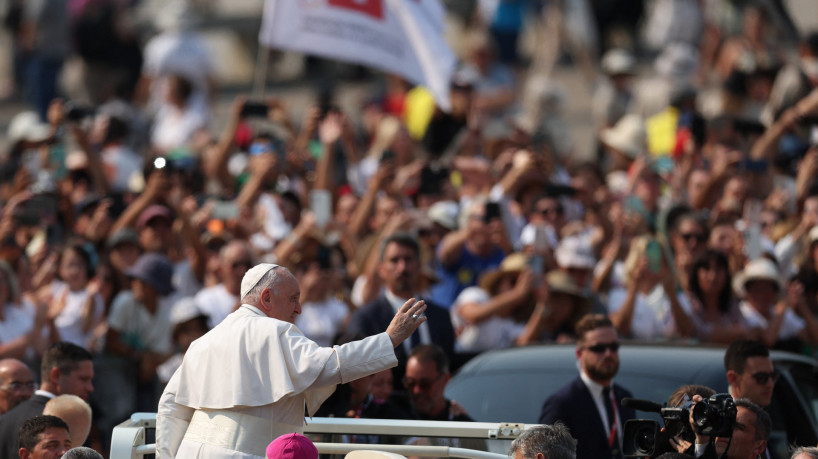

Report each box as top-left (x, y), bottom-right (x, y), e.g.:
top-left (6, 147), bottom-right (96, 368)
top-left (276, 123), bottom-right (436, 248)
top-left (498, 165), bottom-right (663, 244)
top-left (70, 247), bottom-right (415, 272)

top-left (635, 426), bottom-right (655, 452)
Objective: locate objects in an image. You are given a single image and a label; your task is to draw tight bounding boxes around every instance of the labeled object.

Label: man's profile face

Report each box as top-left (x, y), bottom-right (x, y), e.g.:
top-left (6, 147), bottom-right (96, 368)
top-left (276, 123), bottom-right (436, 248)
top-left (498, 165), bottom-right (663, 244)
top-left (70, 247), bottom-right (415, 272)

top-left (378, 242), bottom-right (419, 296)
top-left (0, 362), bottom-right (34, 413)
top-left (716, 406), bottom-right (765, 459)
top-left (576, 326), bottom-right (620, 384)
top-left (404, 357), bottom-right (448, 417)
top-left (730, 356), bottom-right (775, 407)
top-left (268, 274), bottom-right (302, 323)
top-left (18, 427), bottom-right (71, 459)
top-left (57, 361), bottom-right (94, 401)
top-left (220, 244), bottom-right (252, 286)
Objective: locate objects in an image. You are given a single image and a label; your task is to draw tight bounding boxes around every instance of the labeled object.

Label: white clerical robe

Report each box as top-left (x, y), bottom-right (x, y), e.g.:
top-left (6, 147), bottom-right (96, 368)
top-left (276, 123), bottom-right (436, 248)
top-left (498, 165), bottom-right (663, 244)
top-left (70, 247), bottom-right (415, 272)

top-left (156, 304), bottom-right (398, 458)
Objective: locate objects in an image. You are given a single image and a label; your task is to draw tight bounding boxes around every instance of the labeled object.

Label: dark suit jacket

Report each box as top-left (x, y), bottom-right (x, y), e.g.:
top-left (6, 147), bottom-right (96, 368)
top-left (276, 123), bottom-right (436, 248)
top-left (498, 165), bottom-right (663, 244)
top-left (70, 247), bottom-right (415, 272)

top-left (539, 376), bottom-right (635, 459)
top-left (0, 394), bottom-right (49, 458)
top-left (344, 295), bottom-right (455, 368)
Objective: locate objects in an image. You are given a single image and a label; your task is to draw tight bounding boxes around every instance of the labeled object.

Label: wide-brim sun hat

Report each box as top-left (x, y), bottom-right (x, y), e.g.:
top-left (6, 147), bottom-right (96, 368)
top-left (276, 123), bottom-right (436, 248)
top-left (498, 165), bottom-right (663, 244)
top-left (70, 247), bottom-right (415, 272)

top-left (545, 270), bottom-right (585, 297)
top-left (479, 253), bottom-right (528, 293)
top-left (555, 236), bottom-right (597, 270)
top-left (732, 258), bottom-right (784, 298)
top-left (599, 114), bottom-right (646, 159)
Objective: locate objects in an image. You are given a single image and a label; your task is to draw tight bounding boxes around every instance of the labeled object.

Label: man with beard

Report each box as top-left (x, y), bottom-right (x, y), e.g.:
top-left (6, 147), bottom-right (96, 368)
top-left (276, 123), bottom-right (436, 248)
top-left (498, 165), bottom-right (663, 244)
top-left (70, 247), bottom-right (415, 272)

top-left (345, 233), bottom-right (455, 377)
top-left (539, 314), bottom-right (635, 459)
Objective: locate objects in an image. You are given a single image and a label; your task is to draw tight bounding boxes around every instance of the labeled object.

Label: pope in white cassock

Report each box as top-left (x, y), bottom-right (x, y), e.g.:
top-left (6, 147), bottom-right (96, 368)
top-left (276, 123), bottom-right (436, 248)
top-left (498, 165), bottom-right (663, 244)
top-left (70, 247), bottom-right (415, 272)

top-left (156, 263), bottom-right (428, 458)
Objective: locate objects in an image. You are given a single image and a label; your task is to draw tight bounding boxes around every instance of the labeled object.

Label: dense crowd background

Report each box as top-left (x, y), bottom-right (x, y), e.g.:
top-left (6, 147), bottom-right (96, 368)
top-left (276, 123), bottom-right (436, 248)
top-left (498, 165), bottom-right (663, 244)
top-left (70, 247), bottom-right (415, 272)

top-left (1, 0), bottom-right (818, 455)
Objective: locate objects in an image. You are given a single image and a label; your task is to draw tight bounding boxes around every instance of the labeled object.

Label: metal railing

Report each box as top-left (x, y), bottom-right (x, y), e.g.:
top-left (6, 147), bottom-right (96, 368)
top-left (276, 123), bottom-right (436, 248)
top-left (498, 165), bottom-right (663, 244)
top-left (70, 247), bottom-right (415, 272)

top-left (110, 413), bottom-right (532, 458)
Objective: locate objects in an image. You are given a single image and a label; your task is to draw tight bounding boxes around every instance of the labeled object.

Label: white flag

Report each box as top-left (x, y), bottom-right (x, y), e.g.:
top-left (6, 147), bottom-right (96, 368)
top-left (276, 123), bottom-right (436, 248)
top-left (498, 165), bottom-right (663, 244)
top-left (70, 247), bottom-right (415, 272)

top-left (259, 0), bottom-right (456, 111)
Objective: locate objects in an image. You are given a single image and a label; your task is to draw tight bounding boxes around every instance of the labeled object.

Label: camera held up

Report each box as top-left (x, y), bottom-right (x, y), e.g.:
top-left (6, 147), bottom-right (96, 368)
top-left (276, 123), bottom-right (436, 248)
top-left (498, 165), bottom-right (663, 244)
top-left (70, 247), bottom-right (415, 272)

top-left (621, 394), bottom-right (737, 458)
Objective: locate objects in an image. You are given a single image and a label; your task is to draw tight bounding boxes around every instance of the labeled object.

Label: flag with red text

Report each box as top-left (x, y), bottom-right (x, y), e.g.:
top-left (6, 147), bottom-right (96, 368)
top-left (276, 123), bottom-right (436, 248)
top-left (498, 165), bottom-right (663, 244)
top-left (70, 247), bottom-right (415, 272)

top-left (260, 0), bottom-right (456, 111)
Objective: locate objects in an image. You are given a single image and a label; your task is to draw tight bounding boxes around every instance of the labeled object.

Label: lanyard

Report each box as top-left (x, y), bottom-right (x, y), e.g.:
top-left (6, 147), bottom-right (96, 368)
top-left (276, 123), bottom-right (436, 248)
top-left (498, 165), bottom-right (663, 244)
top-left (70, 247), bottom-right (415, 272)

top-left (607, 389), bottom-right (618, 448)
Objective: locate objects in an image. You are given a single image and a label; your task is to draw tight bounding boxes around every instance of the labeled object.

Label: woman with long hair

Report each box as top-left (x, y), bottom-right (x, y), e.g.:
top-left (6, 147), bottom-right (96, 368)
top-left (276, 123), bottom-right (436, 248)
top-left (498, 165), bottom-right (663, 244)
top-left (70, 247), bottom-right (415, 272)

top-left (685, 249), bottom-right (755, 344)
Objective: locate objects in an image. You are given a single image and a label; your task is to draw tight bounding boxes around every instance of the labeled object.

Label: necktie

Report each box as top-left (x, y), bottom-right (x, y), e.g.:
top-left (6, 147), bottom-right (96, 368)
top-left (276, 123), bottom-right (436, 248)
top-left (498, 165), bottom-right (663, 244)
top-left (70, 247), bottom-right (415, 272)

top-left (410, 329), bottom-right (420, 348)
top-left (602, 386), bottom-right (620, 458)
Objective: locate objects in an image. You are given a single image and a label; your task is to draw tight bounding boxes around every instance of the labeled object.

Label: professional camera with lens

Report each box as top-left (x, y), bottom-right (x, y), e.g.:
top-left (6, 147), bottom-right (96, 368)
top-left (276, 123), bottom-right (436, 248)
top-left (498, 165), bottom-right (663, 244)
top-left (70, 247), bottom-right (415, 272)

top-left (691, 393), bottom-right (737, 438)
top-left (622, 394), bottom-right (736, 458)
top-left (622, 400), bottom-right (694, 457)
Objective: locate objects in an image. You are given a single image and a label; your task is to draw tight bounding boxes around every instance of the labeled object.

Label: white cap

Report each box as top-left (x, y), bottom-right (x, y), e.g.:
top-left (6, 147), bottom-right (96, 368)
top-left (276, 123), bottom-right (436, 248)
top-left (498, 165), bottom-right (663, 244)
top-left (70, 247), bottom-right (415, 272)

top-left (427, 201), bottom-right (459, 231)
top-left (170, 297), bottom-right (203, 325)
top-left (8, 111), bottom-right (50, 144)
top-left (555, 236), bottom-right (597, 269)
top-left (240, 263), bottom-right (280, 299)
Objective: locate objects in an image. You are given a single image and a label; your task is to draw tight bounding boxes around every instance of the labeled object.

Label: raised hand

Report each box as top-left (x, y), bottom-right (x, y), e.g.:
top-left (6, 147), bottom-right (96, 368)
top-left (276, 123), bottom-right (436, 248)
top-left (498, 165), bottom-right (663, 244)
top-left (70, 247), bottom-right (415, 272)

top-left (386, 298), bottom-right (427, 347)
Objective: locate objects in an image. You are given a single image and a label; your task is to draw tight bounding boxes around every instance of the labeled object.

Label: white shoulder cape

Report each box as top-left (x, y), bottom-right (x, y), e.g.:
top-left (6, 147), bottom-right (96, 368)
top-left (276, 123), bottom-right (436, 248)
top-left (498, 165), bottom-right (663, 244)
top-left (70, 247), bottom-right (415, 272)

top-left (174, 305), bottom-right (335, 411)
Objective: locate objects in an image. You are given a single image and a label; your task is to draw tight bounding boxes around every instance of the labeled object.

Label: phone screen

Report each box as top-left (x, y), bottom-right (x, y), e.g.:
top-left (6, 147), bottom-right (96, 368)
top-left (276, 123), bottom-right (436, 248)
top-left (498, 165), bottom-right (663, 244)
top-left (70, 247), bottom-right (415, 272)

top-left (310, 190), bottom-right (332, 230)
top-left (484, 202), bottom-right (501, 222)
top-left (646, 241), bottom-right (662, 273)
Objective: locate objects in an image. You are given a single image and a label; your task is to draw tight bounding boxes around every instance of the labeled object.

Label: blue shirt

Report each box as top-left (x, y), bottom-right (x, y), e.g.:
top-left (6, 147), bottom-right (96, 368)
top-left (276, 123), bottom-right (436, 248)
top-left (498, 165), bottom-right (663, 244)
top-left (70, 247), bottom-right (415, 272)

top-left (429, 246), bottom-right (505, 308)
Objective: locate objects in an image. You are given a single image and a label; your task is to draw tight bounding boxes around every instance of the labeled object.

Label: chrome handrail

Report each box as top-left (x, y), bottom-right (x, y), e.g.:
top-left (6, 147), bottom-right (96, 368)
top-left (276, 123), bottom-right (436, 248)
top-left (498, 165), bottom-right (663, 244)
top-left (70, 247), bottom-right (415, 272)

top-left (110, 413), bottom-right (531, 458)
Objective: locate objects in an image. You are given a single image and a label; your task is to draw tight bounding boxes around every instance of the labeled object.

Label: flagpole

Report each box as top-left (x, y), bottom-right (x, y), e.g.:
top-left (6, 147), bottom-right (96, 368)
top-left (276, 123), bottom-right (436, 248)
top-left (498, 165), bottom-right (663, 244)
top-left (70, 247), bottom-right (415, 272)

top-left (253, 46), bottom-right (269, 97)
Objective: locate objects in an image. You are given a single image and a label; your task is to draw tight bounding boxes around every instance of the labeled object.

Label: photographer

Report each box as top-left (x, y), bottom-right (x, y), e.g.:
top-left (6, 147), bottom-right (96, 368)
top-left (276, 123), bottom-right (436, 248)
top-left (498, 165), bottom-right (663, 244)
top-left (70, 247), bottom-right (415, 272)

top-left (691, 397), bottom-right (770, 459)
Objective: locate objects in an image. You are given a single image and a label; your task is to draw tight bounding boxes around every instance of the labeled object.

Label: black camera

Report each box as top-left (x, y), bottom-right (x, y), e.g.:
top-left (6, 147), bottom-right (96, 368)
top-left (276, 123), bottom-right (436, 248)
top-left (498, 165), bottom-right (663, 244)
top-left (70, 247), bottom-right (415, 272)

top-left (622, 401), bottom-right (694, 457)
top-left (64, 101), bottom-right (95, 121)
top-left (691, 393), bottom-right (737, 438)
top-left (622, 394), bottom-right (736, 458)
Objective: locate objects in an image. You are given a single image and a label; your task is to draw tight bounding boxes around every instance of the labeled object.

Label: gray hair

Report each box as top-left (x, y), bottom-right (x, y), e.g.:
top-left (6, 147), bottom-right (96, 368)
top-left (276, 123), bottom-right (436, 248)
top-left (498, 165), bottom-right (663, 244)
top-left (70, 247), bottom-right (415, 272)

top-left (735, 398), bottom-right (771, 441)
top-left (791, 446), bottom-right (818, 459)
top-left (508, 423), bottom-right (576, 459)
top-left (62, 447), bottom-right (104, 459)
top-left (241, 266), bottom-right (290, 304)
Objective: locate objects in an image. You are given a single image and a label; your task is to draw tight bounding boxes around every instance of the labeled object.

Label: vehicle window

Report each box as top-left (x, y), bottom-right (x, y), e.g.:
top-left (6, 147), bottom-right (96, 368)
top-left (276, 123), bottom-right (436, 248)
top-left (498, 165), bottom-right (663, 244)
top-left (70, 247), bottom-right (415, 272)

top-left (768, 364), bottom-right (818, 451)
top-left (446, 368), bottom-right (579, 423)
top-left (788, 363), bottom-right (818, 425)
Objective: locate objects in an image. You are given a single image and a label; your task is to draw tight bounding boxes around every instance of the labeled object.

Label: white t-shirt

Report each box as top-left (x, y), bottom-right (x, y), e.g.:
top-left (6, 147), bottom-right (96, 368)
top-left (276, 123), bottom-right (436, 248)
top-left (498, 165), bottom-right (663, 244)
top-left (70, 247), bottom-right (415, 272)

top-left (150, 98), bottom-right (210, 153)
top-left (174, 260), bottom-right (202, 299)
top-left (50, 281), bottom-right (104, 349)
top-left (738, 301), bottom-right (805, 341)
top-left (194, 284), bottom-right (239, 329)
top-left (107, 291), bottom-right (178, 355)
top-left (295, 297), bottom-right (349, 347)
top-left (608, 285), bottom-right (691, 341)
top-left (0, 300), bottom-right (36, 344)
top-left (451, 286), bottom-right (526, 352)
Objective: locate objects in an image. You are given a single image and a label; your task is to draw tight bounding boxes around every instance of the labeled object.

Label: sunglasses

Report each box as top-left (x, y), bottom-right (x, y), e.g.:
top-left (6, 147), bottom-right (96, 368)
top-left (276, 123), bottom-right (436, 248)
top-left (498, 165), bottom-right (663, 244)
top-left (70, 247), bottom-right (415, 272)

top-left (679, 233), bottom-right (706, 243)
top-left (0, 381), bottom-right (35, 392)
top-left (538, 207), bottom-right (563, 216)
top-left (231, 260), bottom-right (252, 269)
top-left (585, 342), bottom-right (620, 354)
top-left (402, 375), bottom-right (441, 391)
top-left (750, 370), bottom-right (780, 385)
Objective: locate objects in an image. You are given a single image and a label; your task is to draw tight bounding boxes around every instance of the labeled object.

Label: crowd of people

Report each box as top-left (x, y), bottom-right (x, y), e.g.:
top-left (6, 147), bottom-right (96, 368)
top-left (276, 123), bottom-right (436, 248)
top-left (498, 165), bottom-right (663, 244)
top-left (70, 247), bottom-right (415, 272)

top-left (2, 0), bottom-right (818, 457)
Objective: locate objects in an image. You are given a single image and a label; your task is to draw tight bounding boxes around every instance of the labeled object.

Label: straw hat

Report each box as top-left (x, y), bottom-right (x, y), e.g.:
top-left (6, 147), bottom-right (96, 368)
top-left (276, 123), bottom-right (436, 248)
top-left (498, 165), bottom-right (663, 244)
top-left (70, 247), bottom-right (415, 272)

top-left (479, 253), bottom-right (528, 293)
top-left (545, 270), bottom-right (585, 298)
